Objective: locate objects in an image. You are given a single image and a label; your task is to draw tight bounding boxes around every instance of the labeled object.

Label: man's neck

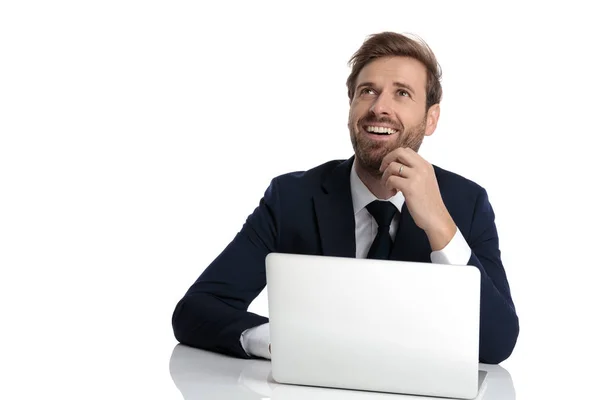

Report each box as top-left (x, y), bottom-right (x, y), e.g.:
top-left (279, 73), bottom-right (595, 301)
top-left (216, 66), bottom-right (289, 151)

top-left (354, 159), bottom-right (396, 200)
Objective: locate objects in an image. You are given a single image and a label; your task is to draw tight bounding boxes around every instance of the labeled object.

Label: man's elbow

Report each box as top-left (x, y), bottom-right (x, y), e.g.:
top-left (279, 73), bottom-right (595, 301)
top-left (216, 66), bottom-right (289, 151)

top-left (480, 317), bottom-right (520, 364)
top-left (480, 345), bottom-right (516, 364)
top-left (172, 297), bottom-right (198, 345)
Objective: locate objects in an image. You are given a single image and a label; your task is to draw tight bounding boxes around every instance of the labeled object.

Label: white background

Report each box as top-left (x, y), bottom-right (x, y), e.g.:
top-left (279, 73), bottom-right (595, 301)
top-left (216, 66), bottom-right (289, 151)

top-left (1, 1), bottom-right (598, 399)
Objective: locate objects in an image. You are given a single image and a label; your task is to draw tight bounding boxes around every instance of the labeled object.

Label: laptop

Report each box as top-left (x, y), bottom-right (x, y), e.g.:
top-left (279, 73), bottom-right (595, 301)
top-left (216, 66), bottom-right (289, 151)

top-left (265, 253), bottom-right (483, 399)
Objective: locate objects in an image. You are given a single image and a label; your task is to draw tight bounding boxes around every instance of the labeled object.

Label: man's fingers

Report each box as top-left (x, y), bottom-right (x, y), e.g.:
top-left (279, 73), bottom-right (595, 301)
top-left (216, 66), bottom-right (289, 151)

top-left (384, 174), bottom-right (408, 194)
top-left (384, 175), bottom-right (409, 197)
top-left (382, 161), bottom-right (410, 183)
top-left (380, 147), bottom-right (420, 172)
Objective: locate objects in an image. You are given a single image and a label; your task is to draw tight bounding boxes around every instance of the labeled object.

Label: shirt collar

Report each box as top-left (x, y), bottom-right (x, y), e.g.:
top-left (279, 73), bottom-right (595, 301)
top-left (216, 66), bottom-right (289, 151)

top-left (350, 158), bottom-right (405, 215)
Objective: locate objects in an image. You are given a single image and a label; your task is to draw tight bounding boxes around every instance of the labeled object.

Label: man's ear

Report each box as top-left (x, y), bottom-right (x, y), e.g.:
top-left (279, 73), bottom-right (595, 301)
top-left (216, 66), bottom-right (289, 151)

top-left (425, 104), bottom-right (440, 137)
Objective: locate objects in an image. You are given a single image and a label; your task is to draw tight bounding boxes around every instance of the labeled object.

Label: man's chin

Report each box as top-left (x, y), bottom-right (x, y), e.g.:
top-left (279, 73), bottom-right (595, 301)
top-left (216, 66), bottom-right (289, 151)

top-left (351, 137), bottom-right (391, 174)
top-left (356, 152), bottom-right (386, 176)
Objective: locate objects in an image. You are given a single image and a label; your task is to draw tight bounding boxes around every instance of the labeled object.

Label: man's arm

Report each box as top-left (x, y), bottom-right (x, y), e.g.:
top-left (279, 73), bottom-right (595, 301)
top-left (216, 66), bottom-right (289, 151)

top-left (171, 179), bottom-right (280, 358)
top-left (380, 149), bottom-right (519, 364)
top-left (428, 195), bottom-right (519, 365)
top-left (465, 188), bottom-right (519, 364)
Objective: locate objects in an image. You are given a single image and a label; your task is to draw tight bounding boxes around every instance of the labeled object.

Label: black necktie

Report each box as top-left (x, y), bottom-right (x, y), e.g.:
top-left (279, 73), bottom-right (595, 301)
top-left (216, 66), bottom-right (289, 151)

top-left (366, 200), bottom-right (398, 260)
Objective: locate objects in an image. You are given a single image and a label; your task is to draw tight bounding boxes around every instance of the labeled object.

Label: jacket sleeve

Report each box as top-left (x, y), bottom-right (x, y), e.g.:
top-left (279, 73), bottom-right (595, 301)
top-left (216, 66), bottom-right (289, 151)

top-left (171, 178), bottom-right (280, 358)
top-left (467, 188), bottom-right (519, 364)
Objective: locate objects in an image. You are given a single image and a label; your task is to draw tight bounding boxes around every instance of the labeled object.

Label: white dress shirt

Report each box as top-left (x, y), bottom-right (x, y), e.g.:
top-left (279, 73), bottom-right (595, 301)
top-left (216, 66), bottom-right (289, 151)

top-left (240, 159), bottom-right (472, 359)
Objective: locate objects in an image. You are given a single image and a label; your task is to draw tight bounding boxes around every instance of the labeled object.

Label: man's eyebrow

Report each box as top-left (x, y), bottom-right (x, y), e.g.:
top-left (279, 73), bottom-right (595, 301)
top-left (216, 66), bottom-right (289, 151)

top-left (356, 82), bottom-right (375, 91)
top-left (393, 81), bottom-right (416, 95)
top-left (355, 81), bottom-right (417, 95)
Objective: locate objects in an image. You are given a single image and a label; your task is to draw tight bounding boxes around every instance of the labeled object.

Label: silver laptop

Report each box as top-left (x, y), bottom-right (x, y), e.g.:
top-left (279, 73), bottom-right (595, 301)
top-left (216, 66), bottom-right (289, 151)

top-left (265, 253), bottom-right (482, 399)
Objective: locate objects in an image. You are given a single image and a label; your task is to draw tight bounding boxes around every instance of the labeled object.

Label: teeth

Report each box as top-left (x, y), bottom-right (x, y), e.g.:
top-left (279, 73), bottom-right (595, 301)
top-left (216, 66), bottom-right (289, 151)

top-left (366, 126), bottom-right (397, 135)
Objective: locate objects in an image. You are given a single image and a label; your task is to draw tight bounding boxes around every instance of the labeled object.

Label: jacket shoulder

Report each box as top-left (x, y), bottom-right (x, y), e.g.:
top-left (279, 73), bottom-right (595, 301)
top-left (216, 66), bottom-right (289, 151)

top-left (433, 164), bottom-right (486, 194)
top-left (432, 164), bottom-right (493, 219)
top-left (271, 159), bottom-right (347, 191)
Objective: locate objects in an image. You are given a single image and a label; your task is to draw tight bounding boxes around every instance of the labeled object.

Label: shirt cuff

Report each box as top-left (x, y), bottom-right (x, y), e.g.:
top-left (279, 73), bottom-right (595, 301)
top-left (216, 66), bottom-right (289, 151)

top-left (430, 227), bottom-right (471, 265)
top-left (240, 322), bottom-right (271, 359)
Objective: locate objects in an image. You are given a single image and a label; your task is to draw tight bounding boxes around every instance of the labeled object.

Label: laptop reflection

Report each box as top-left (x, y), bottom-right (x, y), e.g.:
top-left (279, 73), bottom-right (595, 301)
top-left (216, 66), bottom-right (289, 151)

top-left (169, 344), bottom-right (516, 400)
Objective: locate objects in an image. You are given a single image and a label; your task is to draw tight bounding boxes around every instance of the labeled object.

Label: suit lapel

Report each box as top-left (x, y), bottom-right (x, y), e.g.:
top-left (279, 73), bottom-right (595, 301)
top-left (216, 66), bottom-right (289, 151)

top-left (313, 157), bottom-right (356, 258)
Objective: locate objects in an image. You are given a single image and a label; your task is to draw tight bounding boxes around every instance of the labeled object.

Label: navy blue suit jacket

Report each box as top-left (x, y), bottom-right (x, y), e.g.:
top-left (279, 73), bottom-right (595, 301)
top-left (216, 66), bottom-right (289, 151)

top-left (172, 157), bottom-right (519, 364)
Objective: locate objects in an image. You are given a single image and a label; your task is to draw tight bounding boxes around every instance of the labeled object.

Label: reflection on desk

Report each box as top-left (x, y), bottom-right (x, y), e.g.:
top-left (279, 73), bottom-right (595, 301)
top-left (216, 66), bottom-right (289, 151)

top-left (169, 344), bottom-right (515, 400)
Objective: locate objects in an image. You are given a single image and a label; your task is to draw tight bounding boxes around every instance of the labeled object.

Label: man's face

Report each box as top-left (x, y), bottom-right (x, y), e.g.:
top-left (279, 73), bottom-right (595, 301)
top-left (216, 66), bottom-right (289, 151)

top-left (348, 56), bottom-right (439, 175)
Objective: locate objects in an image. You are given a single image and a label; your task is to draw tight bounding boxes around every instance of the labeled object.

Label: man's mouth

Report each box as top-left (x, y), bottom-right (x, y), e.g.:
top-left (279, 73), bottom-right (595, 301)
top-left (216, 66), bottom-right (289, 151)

top-left (363, 125), bottom-right (398, 135)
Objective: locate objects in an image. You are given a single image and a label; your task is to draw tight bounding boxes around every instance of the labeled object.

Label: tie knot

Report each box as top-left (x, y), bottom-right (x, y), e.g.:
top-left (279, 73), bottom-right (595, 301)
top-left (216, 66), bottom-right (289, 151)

top-left (366, 200), bottom-right (397, 230)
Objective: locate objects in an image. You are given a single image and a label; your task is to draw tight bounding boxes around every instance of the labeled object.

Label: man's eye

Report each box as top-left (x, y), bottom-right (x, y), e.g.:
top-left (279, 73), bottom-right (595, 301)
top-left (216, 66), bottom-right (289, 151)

top-left (398, 90), bottom-right (410, 97)
top-left (360, 88), bottom-right (375, 95)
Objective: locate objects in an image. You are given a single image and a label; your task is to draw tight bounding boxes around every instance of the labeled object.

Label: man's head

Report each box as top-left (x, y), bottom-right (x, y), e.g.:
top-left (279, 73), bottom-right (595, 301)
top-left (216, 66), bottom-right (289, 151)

top-left (347, 32), bottom-right (442, 175)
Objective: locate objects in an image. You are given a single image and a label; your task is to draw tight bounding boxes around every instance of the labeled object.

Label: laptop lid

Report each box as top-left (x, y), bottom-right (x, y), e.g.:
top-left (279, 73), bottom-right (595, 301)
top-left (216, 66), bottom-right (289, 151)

top-left (265, 252), bottom-right (481, 399)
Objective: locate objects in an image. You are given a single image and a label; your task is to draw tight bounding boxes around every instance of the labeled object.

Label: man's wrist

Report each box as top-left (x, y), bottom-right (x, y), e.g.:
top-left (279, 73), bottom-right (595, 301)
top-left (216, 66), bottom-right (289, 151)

top-left (430, 226), bottom-right (471, 265)
top-left (425, 215), bottom-right (457, 251)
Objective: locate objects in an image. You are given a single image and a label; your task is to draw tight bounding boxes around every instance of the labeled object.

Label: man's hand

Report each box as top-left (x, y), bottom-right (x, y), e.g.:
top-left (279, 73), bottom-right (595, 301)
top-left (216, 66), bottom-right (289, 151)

top-left (380, 147), bottom-right (456, 251)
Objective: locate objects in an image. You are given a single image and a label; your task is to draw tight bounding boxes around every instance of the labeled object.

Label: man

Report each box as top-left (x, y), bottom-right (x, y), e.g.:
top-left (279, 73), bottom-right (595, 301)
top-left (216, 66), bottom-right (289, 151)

top-left (172, 31), bottom-right (519, 364)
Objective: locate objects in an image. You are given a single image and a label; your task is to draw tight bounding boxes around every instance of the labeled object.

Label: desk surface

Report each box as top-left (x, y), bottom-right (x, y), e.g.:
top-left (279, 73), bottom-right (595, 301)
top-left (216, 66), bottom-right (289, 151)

top-left (169, 344), bottom-right (516, 400)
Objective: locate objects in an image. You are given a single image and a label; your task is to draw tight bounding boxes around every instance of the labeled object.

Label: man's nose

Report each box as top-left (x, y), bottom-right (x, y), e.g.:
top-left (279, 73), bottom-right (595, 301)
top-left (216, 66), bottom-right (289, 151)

top-left (369, 93), bottom-right (393, 116)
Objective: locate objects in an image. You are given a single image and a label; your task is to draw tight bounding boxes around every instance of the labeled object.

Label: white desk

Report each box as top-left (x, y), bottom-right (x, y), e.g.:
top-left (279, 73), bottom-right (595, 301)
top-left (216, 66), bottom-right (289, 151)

top-left (169, 344), bottom-right (516, 400)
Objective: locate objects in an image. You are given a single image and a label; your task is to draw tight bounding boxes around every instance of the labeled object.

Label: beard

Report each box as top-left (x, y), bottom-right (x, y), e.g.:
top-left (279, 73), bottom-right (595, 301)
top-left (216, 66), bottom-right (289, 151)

top-left (349, 114), bottom-right (427, 176)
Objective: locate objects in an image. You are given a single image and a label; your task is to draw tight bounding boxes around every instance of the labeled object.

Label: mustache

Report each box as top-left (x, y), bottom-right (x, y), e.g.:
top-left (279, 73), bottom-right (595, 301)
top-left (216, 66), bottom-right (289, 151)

top-left (358, 115), bottom-right (403, 132)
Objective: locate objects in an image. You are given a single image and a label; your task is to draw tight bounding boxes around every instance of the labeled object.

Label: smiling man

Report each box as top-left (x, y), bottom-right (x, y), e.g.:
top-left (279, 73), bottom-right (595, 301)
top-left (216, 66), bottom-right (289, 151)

top-left (172, 32), bottom-right (519, 364)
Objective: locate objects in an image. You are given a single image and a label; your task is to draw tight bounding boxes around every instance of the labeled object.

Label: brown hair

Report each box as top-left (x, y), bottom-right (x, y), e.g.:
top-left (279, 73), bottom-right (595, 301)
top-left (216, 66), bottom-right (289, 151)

top-left (346, 32), bottom-right (442, 110)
